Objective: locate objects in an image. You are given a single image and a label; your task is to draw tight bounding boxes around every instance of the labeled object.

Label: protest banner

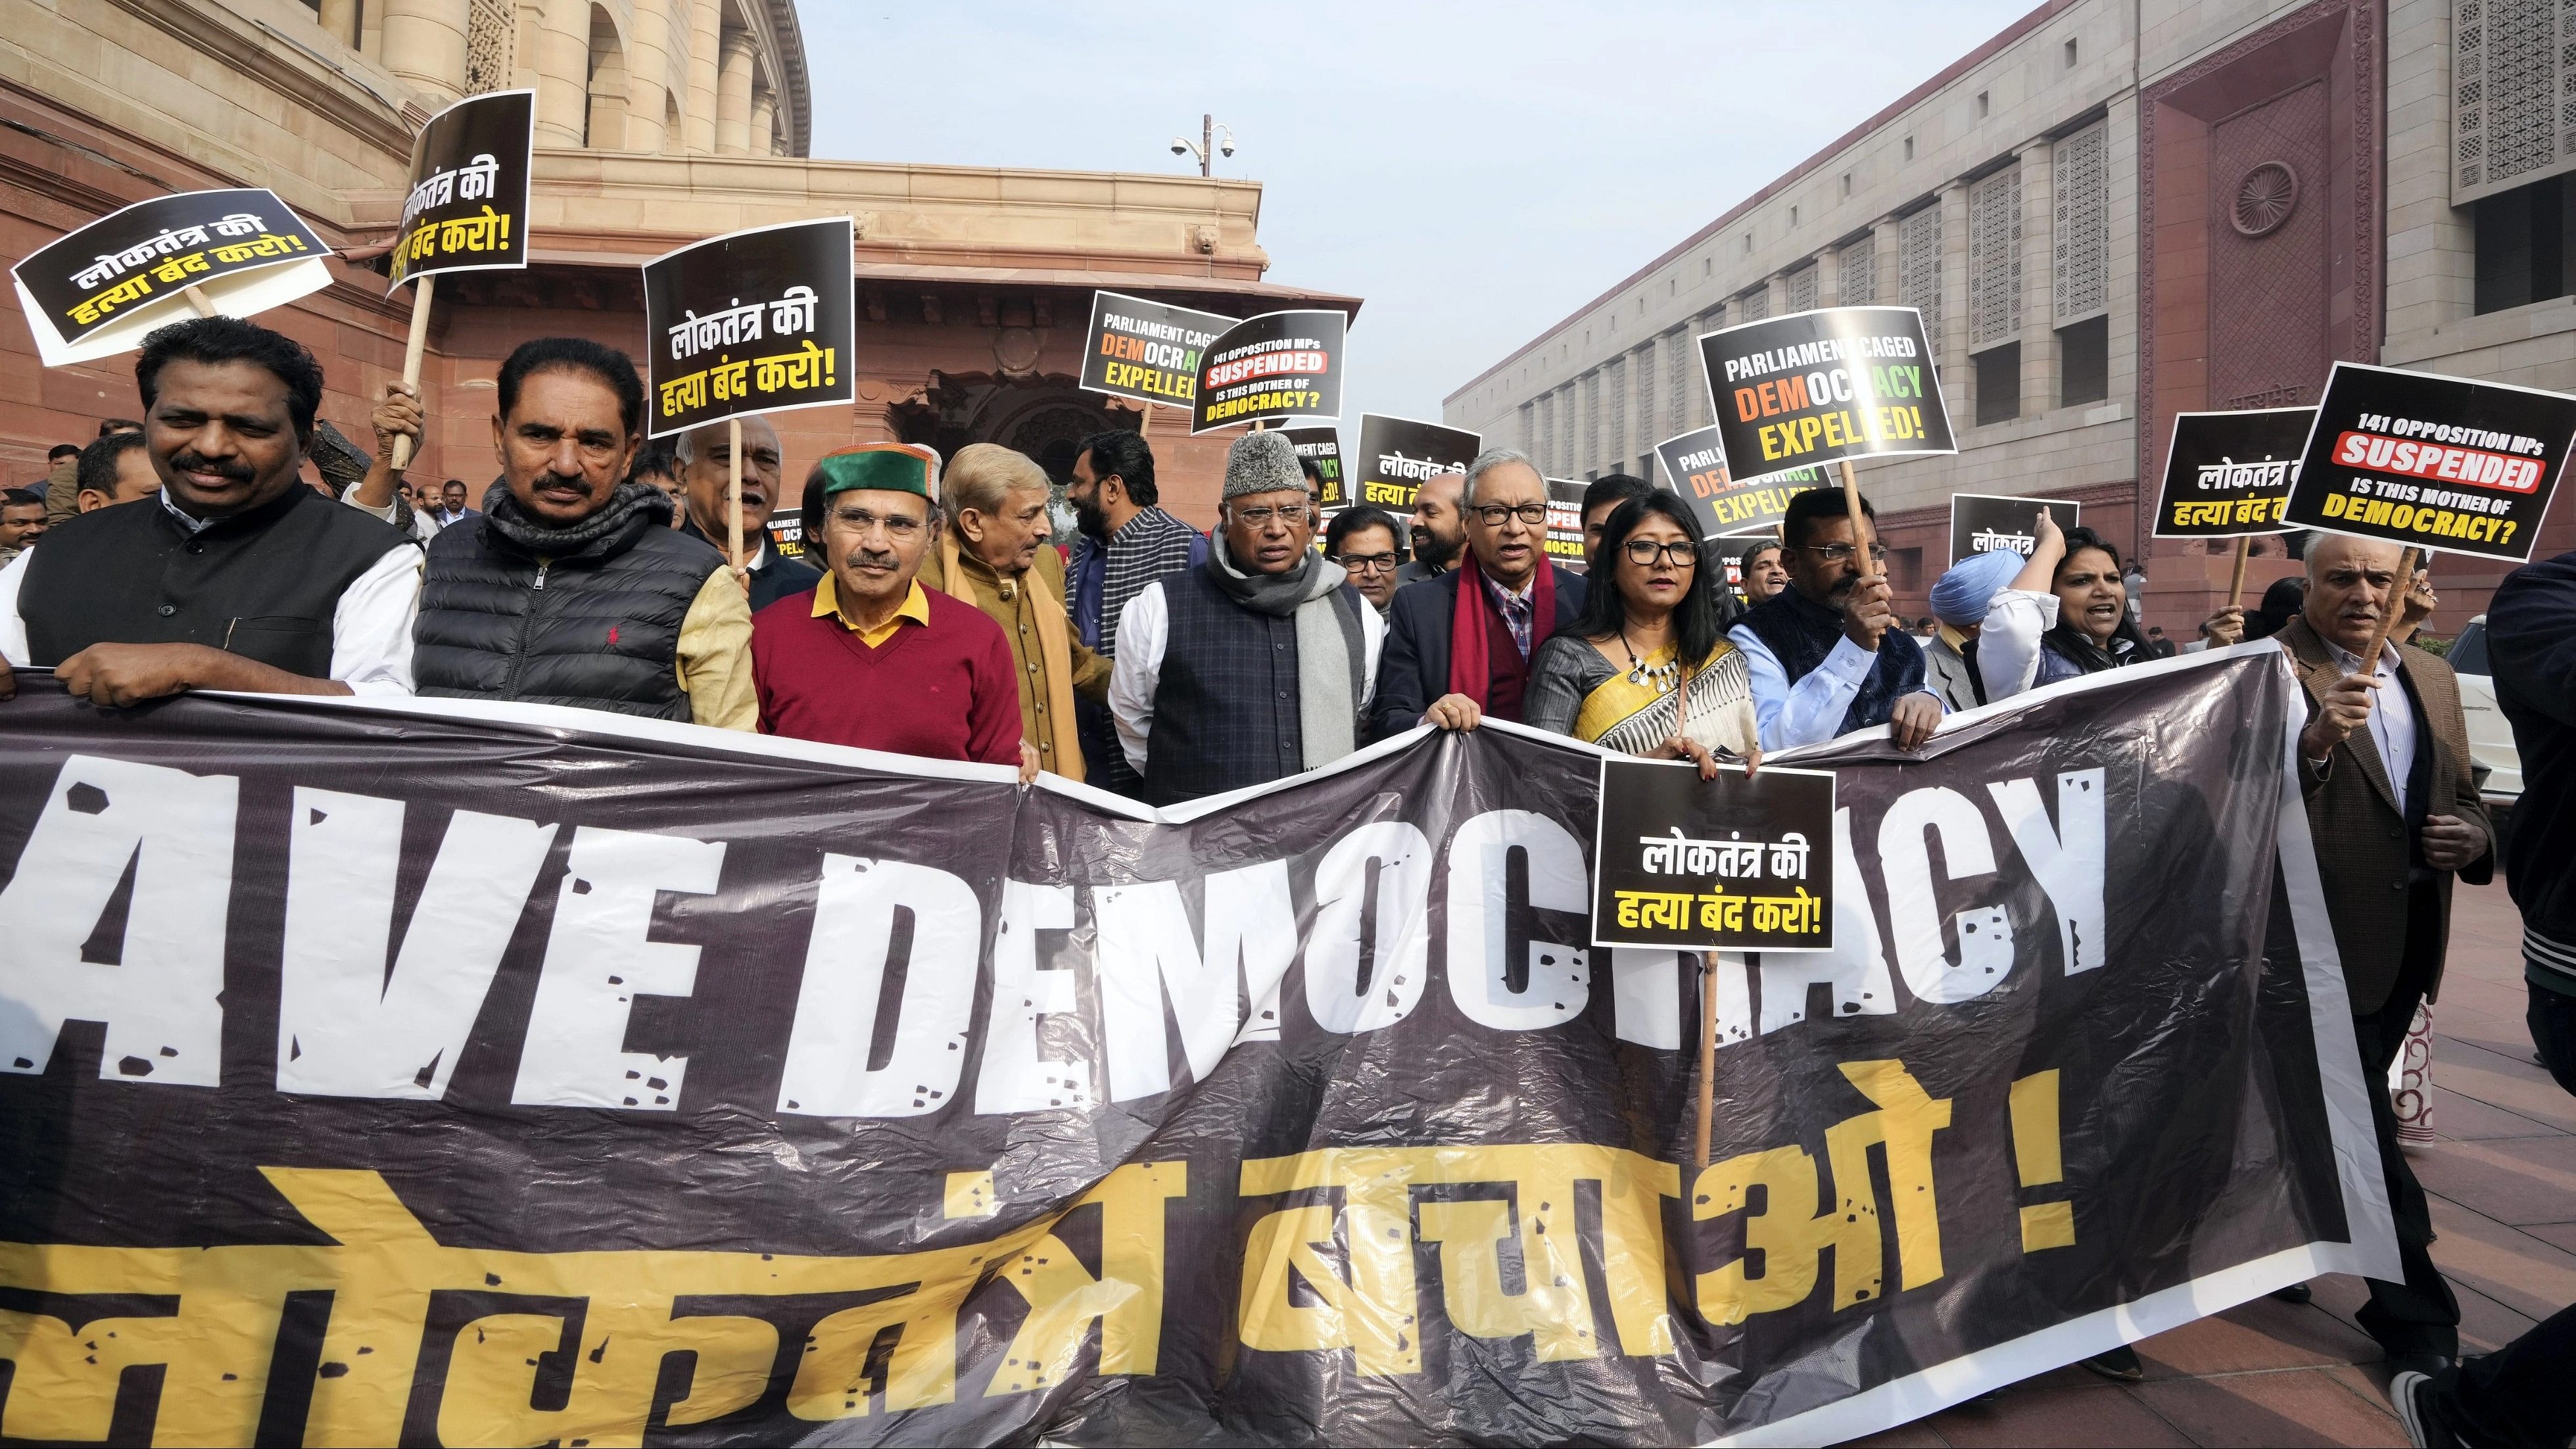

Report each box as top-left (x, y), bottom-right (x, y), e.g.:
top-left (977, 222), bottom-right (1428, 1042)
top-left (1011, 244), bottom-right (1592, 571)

top-left (1280, 426), bottom-right (1347, 510)
top-left (385, 89), bottom-right (535, 471)
top-left (1352, 414), bottom-right (1479, 511)
top-left (2155, 406), bottom-right (2313, 605)
top-left (1544, 477), bottom-right (1588, 567)
top-left (11, 189), bottom-right (332, 366)
top-left (2284, 361), bottom-right (2575, 565)
top-left (1592, 759), bottom-right (1834, 954)
top-left (643, 218), bottom-right (856, 572)
top-left (1948, 493), bottom-right (2082, 565)
top-left (1192, 308), bottom-right (1347, 433)
top-left (1079, 291), bottom-right (1235, 431)
top-left (0, 650), bottom-right (2395, 1446)
top-left (1654, 425), bottom-right (1824, 537)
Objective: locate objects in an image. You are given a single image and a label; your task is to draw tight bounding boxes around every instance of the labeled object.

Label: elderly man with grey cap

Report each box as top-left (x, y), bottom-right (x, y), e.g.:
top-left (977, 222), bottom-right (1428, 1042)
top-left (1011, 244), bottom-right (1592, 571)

top-left (1107, 430), bottom-right (1383, 806)
top-left (1922, 549), bottom-right (2024, 713)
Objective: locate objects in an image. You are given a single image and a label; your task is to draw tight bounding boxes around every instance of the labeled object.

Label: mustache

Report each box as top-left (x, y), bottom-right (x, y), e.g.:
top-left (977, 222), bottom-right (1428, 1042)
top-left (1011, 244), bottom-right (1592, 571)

top-left (167, 451), bottom-right (250, 483)
top-left (851, 546), bottom-right (898, 570)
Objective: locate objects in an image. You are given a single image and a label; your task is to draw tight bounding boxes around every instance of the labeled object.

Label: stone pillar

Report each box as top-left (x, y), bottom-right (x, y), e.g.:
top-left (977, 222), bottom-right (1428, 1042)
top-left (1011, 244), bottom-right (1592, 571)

top-left (1936, 181), bottom-right (1972, 431)
top-left (749, 89), bottom-right (776, 156)
top-left (623, 0), bottom-right (673, 154)
top-left (530, 0), bottom-right (588, 149)
top-left (317, 0), bottom-right (360, 47)
top-left (381, 0), bottom-right (469, 107)
top-left (715, 30), bottom-right (755, 154)
top-left (684, 0), bottom-right (721, 153)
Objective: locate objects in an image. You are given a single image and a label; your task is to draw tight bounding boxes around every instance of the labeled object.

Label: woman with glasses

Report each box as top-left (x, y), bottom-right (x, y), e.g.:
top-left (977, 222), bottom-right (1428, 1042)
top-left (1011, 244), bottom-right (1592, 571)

top-left (1524, 492), bottom-right (1757, 767)
top-left (1977, 508), bottom-right (2243, 700)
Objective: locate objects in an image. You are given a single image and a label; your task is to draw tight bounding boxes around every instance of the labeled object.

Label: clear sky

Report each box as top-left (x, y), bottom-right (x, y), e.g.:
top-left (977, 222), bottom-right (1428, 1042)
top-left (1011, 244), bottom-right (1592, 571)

top-left (802, 3), bottom-right (2038, 428)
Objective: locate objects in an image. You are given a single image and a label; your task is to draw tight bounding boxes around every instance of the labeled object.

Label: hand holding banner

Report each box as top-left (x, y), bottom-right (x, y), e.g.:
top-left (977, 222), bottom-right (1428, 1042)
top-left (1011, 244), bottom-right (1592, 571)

top-left (12, 189), bottom-right (332, 366)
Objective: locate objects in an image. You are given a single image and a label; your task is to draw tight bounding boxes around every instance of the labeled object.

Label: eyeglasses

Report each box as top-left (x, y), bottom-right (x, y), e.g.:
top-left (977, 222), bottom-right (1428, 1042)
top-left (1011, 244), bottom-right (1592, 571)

top-left (1229, 504), bottom-right (1312, 527)
top-left (1801, 542), bottom-right (1890, 563)
top-left (1469, 502), bottom-right (1550, 527)
top-left (1339, 551), bottom-right (1401, 573)
top-left (1622, 539), bottom-right (1701, 567)
top-left (828, 506), bottom-right (925, 538)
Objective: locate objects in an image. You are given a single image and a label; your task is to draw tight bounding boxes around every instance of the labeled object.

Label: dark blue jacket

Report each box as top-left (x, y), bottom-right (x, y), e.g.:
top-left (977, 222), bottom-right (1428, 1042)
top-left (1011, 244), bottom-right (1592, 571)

top-left (2488, 548), bottom-right (2576, 989)
top-left (1368, 563), bottom-right (1585, 742)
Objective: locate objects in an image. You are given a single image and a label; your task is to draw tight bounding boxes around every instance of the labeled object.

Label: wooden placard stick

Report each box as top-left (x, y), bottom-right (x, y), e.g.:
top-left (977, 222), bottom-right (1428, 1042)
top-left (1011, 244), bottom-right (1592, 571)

top-left (2226, 535), bottom-right (2254, 607)
top-left (1694, 953), bottom-right (1719, 1170)
top-left (727, 415), bottom-right (747, 582)
top-left (1137, 401), bottom-right (1153, 438)
top-left (387, 275), bottom-right (437, 472)
top-left (2354, 544), bottom-right (2422, 668)
top-left (1836, 457), bottom-right (1875, 577)
top-left (183, 286), bottom-right (217, 318)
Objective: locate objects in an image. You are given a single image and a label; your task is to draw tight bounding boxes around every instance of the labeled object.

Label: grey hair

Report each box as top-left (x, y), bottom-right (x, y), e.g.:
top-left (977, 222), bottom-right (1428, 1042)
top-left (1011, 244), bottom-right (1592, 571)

top-left (942, 442), bottom-right (1048, 524)
top-left (671, 414), bottom-right (776, 467)
top-left (1462, 447), bottom-right (1539, 506)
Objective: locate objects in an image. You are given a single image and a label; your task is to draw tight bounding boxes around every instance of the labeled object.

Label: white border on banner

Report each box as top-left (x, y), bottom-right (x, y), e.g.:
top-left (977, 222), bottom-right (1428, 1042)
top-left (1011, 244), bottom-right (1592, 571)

top-left (1076, 288), bottom-right (1237, 412)
top-left (389, 87), bottom-right (537, 293)
top-left (2150, 404), bottom-right (2312, 540)
top-left (1693, 304), bottom-right (1957, 485)
top-left (639, 214), bottom-right (857, 439)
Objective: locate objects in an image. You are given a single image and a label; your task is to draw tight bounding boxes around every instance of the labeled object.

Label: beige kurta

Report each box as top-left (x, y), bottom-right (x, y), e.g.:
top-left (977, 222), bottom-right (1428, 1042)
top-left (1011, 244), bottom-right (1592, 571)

top-left (920, 539), bottom-right (1109, 776)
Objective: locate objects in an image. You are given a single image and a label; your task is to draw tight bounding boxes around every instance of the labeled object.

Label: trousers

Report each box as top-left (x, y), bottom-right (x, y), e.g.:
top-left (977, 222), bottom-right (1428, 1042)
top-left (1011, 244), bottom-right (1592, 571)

top-left (2424, 1298), bottom-right (2576, 1447)
top-left (2352, 882), bottom-right (2462, 1360)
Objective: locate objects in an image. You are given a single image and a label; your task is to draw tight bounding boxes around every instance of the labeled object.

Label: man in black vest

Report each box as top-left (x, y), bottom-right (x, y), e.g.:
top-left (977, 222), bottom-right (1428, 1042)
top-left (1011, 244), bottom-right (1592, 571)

top-left (1727, 488), bottom-right (1942, 751)
top-left (1106, 431), bottom-right (1381, 806)
top-left (411, 338), bottom-right (755, 728)
top-left (0, 317), bottom-right (420, 707)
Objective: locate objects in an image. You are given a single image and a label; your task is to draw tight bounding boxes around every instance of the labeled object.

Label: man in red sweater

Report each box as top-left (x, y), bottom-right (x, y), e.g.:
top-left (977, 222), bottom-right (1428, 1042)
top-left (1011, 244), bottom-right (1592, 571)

top-left (751, 443), bottom-right (1036, 780)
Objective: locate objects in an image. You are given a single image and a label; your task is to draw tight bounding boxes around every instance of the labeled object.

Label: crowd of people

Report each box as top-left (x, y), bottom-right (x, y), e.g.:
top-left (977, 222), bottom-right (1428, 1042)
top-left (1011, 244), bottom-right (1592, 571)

top-left (1, 314), bottom-right (2571, 1440)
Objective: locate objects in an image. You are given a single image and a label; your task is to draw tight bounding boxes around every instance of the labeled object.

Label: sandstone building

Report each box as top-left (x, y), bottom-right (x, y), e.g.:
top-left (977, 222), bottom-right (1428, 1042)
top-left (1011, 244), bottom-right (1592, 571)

top-left (4, 1), bottom-right (1349, 521)
top-left (1444, 0), bottom-right (2573, 631)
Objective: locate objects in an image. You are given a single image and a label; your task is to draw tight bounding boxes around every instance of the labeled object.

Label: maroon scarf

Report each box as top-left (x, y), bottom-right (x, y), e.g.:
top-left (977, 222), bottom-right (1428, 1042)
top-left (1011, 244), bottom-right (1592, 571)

top-left (1445, 552), bottom-right (1556, 705)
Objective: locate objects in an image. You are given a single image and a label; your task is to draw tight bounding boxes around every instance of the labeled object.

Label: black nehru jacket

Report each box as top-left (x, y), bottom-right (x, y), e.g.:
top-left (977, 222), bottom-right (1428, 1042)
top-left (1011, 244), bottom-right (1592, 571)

top-left (20, 486), bottom-right (412, 676)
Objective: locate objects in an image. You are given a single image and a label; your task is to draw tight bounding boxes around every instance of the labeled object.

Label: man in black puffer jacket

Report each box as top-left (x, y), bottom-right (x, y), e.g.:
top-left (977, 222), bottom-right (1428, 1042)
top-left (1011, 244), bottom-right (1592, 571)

top-left (413, 338), bottom-right (755, 728)
top-left (2488, 548), bottom-right (2576, 1096)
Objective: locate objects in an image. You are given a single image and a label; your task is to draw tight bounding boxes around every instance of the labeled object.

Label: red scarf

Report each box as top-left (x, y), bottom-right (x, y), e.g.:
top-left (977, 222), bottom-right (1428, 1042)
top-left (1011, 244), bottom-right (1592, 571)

top-left (1445, 552), bottom-right (1556, 705)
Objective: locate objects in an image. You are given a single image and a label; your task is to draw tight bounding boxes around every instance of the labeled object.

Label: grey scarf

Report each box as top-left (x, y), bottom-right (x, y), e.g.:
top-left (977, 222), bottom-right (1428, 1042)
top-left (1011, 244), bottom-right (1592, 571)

top-left (1204, 538), bottom-right (1365, 771)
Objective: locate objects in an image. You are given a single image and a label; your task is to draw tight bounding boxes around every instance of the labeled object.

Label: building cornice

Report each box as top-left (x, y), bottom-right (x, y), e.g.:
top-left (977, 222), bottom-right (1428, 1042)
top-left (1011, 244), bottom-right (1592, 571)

top-left (763, 0), bottom-right (810, 158)
top-left (97, 0), bottom-right (414, 160)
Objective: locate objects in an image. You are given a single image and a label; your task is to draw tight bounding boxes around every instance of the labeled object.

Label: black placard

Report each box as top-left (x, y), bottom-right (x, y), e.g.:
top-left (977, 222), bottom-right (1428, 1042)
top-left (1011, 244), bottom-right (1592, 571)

top-left (389, 89), bottom-right (534, 290)
top-left (1652, 425), bottom-right (1825, 536)
top-left (1280, 426), bottom-right (1347, 510)
top-left (2282, 361), bottom-right (2576, 562)
top-left (1079, 291), bottom-right (1235, 412)
top-left (11, 188), bottom-right (331, 365)
top-left (1698, 306), bottom-right (1954, 481)
top-left (1948, 494), bottom-right (2082, 565)
top-left (1352, 414), bottom-right (1479, 512)
top-left (1544, 477), bottom-right (1588, 570)
top-left (1591, 757), bottom-right (1836, 952)
top-left (642, 218), bottom-right (855, 439)
top-left (2154, 408), bottom-right (2314, 538)
top-left (1192, 309), bottom-right (1347, 433)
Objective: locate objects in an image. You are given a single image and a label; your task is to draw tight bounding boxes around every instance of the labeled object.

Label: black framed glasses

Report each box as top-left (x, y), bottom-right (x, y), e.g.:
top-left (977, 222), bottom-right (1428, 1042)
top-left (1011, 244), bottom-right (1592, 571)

top-left (1801, 542), bottom-right (1889, 563)
top-left (1621, 539), bottom-right (1700, 567)
top-left (1229, 504), bottom-right (1311, 527)
top-left (1338, 551), bottom-right (1402, 574)
top-left (1469, 502), bottom-right (1550, 527)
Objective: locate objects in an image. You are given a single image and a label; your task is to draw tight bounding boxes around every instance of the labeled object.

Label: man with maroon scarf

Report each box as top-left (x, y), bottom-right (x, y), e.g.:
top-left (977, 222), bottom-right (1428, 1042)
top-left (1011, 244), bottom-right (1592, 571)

top-left (1370, 448), bottom-right (1586, 739)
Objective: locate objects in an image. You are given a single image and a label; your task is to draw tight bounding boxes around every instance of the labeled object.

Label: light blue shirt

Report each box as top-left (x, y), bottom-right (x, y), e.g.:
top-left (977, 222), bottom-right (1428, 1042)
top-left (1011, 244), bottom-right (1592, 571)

top-left (1728, 621), bottom-right (1942, 751)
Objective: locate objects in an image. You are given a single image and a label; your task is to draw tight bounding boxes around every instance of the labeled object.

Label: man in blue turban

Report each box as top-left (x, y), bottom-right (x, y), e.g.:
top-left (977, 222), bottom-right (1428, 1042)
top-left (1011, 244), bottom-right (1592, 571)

top-left (1923, 548), bottom-right (2023, 712)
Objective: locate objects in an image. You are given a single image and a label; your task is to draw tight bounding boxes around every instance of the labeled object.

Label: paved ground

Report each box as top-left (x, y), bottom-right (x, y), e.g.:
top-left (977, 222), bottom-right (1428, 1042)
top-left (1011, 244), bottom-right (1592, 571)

top-left (1848, 876), bottom-right (2575, 1448)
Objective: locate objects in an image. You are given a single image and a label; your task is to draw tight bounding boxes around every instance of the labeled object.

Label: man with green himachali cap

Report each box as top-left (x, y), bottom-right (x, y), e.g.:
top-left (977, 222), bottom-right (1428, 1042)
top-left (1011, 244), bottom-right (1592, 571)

top-left (751, 443), bottom-right (1038, 781)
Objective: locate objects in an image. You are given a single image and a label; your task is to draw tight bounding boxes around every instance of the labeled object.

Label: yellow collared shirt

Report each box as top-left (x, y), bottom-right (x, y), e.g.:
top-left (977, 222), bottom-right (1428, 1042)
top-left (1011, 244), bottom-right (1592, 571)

top-left (815, 573), bottom-right (932, 648)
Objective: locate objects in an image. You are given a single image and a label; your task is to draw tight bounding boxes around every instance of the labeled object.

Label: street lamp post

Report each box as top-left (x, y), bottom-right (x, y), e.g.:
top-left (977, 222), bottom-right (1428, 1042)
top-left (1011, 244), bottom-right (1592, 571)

top-left (1169, 114), bottom-right (1236, 177)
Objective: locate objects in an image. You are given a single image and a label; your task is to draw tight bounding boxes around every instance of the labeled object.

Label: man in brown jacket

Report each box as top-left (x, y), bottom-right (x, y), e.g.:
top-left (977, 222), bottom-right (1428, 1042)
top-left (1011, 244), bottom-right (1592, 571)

top-left (2280, 534), bottom-right (2493, 1377)
top-left (918, 442), bottom-right (1109, 778)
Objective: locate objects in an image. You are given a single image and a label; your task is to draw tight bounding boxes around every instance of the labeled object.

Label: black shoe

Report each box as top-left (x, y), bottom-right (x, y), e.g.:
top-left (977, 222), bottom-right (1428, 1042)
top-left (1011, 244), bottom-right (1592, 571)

top-left (2269, 1282), bottom-right (2314, 1304)
top-left (2080, 1344), bottom-right (2144, 1381)
top-left (2385, 1350), bottom-right (2455, 1379)
top-left (2388, 1369), bottom-right (2462, 1448)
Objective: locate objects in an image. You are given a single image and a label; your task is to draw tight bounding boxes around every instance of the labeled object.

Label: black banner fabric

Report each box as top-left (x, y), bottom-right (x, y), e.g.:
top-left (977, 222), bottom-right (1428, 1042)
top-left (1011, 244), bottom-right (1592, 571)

top-left (388, 89), bottom-right (533, 290)
top-left (0, 654), bottom-right (2394, 1446)
top-left (1078, 291), bottom-right (1235, 412)
top-left (642, 218), bottom-right (857, 439)
top-left (1697, 306), bottom-right (1955, 483)
top-left (1353, 414), bottom-right (1479, 512)
top-left (1280, 427), bottom-right (1347, 510)
top-left (1592, 759), bottom-right (1834, 953)
top-left (2154, 408), bottom-right (2314, 538)
top-left (1654, 426), bottom-right (1825, 537)
top-left (10, 189), bottom-right (332, 364)
top-left (2282, 361), bottom-right (2576, 562)
top-left (1948, 494), bottom-right (2082, 565)
top-left (1191, 310), bottom-right (1347, 433)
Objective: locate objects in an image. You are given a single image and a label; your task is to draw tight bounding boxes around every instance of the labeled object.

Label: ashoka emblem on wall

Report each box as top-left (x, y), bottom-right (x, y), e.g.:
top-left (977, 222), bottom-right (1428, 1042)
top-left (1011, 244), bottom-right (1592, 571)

top-left (2231, 162), bottom-right (2299, 237)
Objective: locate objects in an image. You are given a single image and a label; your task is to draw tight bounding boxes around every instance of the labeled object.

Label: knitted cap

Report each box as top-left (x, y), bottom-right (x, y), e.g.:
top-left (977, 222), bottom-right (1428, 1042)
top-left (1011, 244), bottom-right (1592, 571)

top-left (1928, 548), bottom-right (2025, 627)
top-left (1223, 429), bottom-right (1305, 500)
top-left (812, 442), bottom-right (940, 500)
